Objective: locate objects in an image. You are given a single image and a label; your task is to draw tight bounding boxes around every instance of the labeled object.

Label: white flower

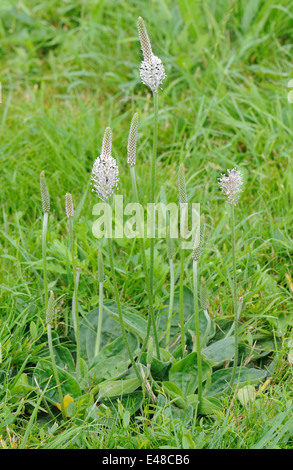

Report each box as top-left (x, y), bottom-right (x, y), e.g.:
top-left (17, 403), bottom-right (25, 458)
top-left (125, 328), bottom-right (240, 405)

top-left (139, 55), bottom-right (166, 93)
top-left (91, 127), bottom-right (119, 202)
top-left (218, 168), bottom-right (243, 206)
top-left (137, 16), bottom-right (166, 92)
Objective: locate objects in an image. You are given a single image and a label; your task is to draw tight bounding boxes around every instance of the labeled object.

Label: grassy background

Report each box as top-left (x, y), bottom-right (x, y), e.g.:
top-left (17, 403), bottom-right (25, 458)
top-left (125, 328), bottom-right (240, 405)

top-left (1, 0), bottom-right (293, 449)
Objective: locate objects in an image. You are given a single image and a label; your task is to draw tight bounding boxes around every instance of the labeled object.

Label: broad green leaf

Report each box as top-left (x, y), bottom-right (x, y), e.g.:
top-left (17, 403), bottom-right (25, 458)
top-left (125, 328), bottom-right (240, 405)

top-left (169, 352), bottom-right (212, 397)
top-left (98, 377), bottom-right (140, 399)
top-left (79, 301), bottom-right (141, 364)
top-left (162, 381), bottom-right (187, 409)
top-left (104, 302), bottom-right (147, 341)
top-left (79, 357), bottom-right (91, 389)
top-left (89, 355), bottom-right (130, 384)
top-left (202, 337), bottom-right (235, 365)
top-left (54, 344), bottom-right (76, 374)
top-left (33, 360), bottom-right (81, 404)
top-left (198, 397), bottom-right (222, 415)
top-left (9, 373), bottom-right (34, 396)
top-left (92, 334), bottom-right (139, 364)
top-left (185, 394), bottom-right (199, 409)
top-left (159, 286), bottom-right (215, 352)
top-left (100, 391), bottom-right (143, 417)
top-left (140, 352), bottom-right (171, 381)
top-left (185, 394), bottom-right (222, 415)
top-left (237, 386), bottom-right (257, 406)
top-left (206, 367), bottom-right (267, 397)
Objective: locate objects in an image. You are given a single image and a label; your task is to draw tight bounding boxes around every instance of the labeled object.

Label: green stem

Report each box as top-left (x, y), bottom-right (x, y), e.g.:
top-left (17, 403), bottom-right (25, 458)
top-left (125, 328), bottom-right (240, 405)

top-left (165, 258), bottom-right (175, 350)
top-left (193, 260), bottom-right (202, 403)
top-left (94, 282), bottom-right (104, 356)
top-left (130, 166), bottom-right (160, 359)
top-left (47, 324), bottom-right (66, 420)
top-left (69, 216), bottom-right (80, 379)
top-left (148, 91), bottom-right (160, 358)
top-left (230, 204), bottom-right (238, 387)
top-left (179, 246), bottom-right (185, 356)
top-left (107, 237), bottom-right (142, 384)
top-left (42, 212), bottom-right (49, 310)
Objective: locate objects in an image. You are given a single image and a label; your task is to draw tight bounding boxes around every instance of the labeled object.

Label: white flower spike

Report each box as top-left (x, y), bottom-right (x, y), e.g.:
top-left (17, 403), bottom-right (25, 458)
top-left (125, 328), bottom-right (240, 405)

top-left (218, 168), bottom-right (243, 206)
top-left (137, 16), bottom-right (166, 93)
top-left (91, 127), bottom-right (119, 202)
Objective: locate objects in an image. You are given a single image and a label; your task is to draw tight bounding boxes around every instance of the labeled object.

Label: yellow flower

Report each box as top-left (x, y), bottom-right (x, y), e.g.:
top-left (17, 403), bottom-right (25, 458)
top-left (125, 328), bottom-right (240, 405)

top-left (56, 394), bottom-right (74, 418)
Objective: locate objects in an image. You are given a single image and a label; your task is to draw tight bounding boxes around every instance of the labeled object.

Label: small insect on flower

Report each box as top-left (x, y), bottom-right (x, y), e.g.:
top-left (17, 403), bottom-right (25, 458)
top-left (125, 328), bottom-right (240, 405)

top-left (218, 168), bottom-right (243, 206)
top-left (137, 16), bottom-right (166, 92)
top-left (91, 127), bottom-right (119, 202)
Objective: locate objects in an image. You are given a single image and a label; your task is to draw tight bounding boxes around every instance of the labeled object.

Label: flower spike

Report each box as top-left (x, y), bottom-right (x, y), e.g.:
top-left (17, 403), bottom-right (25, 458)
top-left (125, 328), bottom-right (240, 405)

top-left (218, 168), bottom-right (243, 206)
top-left (127, 112), bottom-right (139, 167)
top-left (91, 127), bottom-right (119, 202)
top-left (137, 16), bottom-right (166, 92)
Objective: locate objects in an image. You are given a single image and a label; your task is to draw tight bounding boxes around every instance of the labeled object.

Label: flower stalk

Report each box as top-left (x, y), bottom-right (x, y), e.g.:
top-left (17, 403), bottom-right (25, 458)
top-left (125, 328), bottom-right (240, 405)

top-left (218, 168), bottom-right (243, 387)
top-left (46, 291), bottom-right (66, 421)
top-left (192, 214), bottom-right (205, 403)
top-left (165, 227), bottom-right (175, 350)
top-left (200, 276), bottom-right (211, 347)
top-left (137, 17), bottom-right (166, 360)
top-left (230, 203), bottom-right (238, 386)
top-left (91, 126), bottom-right (142, 383)
top-left (65, 193), bottom-right (81, 379)
top-left (40, 171), bottom-right (50, 310)
top-left (127, 112), bottom-right (160, 359)
top-left (94, 250), bottom-right (104, 356)
top-left (178, 163), bottom-right (188, 356)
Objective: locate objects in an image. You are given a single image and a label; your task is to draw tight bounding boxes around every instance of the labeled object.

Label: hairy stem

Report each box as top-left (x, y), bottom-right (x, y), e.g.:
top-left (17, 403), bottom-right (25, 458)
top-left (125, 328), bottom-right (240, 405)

top-left (142, 92), bottom-right (161, 359)
top-left (165, 258), bottom-right (175, 350)
top-left (94, 281), bottom-right (104, 356)
top-left (230, 204), bottom-right (238, 387)
top-left (193, 260), bottom-right (203, 403)
top-left (42, 212), bottom-right (49, 310)
top-left (47, 324), bottom-right (66, 420)
top-left (69, 216), bottom-right (80, 379)
top-left (179, 246), bottom-right (185, 355)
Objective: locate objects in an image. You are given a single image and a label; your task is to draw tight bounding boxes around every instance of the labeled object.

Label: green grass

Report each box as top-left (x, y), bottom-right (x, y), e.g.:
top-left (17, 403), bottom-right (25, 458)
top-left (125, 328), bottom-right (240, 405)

top-left (1, 0), bottom-right (293, 449)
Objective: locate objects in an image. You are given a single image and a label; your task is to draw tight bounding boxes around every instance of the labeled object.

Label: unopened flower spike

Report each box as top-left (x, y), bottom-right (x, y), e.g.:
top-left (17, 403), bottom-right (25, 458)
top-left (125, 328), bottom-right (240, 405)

top-left (91, 127), bottom-right (119, 202)
top-left (65, 193), bottom-right (74, 218)
top-left (46, 290), bottom-right (55, 326)
top-left (192, 214), bottom-right (205, 262)
top-left (218, 168), bottom-right (243, 206)
top-left (101, 126), bottom-right (112, 159)
top-left (178, 163), bottom-right (187, 205)
top-left (127, 112), bottom-right (139, 167)
top-left (40, 171), bottom-right (50, 213)
top-left (137, 16), bottom-right (166, 92)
